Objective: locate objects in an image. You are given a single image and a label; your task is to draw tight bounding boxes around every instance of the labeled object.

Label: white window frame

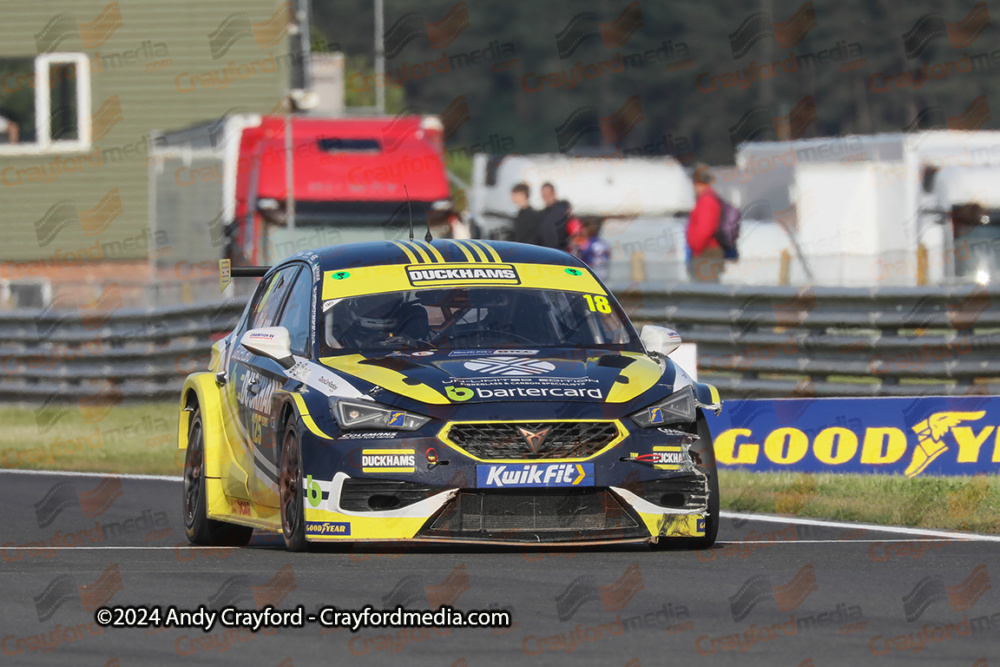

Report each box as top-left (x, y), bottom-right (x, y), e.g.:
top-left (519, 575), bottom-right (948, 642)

top-left (0, 52), bottom-right (91, 155)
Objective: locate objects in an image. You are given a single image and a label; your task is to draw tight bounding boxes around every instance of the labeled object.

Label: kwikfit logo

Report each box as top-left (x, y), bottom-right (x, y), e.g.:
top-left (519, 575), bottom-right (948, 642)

top-left (478, 463), bottom-right (593, 488)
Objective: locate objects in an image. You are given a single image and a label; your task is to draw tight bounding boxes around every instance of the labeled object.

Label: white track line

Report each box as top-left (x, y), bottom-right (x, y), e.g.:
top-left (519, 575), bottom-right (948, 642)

top-left (720, 510), bottom-right (1000, 543)
top-left (0, 469), bottom-right (183, 482)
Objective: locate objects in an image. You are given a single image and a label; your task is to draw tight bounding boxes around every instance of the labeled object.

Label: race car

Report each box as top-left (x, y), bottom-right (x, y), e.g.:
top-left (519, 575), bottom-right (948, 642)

top-left (178, 239), bottom-right (723, 551)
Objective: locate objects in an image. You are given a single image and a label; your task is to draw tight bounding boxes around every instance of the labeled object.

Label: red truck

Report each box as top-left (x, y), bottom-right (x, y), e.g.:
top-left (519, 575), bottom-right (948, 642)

top-left (150, 114), bottom-right (451, 269)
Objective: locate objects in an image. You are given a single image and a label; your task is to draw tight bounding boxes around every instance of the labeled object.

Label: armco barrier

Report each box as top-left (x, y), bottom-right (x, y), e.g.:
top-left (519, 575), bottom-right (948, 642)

top-left (617, 282), bottom-right (1000, 398)
top-left (704, 396), bottom-right (1000, 478)
top-left (1, 282), bottom-right (998, 401)
top-left (0, 300), bottom-right (246, 401)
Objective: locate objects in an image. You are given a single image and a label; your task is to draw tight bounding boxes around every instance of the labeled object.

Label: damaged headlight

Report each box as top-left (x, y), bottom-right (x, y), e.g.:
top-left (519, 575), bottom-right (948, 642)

top-left (332, 399), bottom-right (430, 431)
top-left (629, 386), bottom-right (696, 427)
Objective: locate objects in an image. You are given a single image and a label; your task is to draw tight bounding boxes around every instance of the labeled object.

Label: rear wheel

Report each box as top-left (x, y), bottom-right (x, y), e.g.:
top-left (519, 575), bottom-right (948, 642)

top-left (183, 408), bottom-right (253, 547)
top-left (279, 421), bottom-right (308, 552)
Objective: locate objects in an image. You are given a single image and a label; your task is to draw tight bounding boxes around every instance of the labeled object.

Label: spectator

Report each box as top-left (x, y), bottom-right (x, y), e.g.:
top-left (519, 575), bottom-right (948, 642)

top-left (0, 114), bottom-right (19, 144)
top-left (572, 217), bottom-right (611, 281)
top-left (511, 182), bottom-right (557, 247)
top-left (686, 163), bottom-right (725, 283)
top-left (540, 182), bottom-right (571, 250)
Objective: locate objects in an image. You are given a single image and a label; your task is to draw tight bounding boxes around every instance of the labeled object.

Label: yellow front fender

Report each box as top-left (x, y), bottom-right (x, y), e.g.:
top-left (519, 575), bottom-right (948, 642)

top-left (177, 373), bottom-right (258, 524)
top-left (177, 373), bottom-right (231, 479)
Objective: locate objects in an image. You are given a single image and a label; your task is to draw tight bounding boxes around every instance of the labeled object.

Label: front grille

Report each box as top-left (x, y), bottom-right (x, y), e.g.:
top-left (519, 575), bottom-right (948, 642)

top-left (339, 479), bottom-right (438, 512)
top-left (420, 489), bottom-right (646, 542)
top-left (446, 422), bottom-right (619, 460)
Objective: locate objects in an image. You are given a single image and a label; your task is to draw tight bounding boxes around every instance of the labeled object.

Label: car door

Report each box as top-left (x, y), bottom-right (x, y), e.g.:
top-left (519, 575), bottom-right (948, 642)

top-left (216, 271), bottom-right (282, 501)
top-left (230, 264), bottom-right (301, 503)
top-left (248, 265), bottom-right (315, 503)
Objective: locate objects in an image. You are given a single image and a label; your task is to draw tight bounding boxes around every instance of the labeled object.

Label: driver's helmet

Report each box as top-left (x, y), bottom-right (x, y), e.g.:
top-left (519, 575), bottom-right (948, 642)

top-left (346, 293), bottom-right (404, 333)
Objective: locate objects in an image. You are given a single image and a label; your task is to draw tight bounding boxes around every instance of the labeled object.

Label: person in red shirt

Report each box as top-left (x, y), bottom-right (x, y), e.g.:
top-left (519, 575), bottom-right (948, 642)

top-left (686, 164), bottom-right (725, 283)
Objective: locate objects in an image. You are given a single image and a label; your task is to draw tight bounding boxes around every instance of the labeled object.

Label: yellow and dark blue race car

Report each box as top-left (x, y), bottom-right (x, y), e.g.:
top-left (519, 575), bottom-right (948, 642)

top-left (178, 240), bottom-right (723, 551)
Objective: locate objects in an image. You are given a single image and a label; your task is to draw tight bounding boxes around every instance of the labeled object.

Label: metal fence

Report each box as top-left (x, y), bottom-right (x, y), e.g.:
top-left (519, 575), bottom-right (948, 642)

top-left (621, 282), bottom-right (1000, 398)
top-left (0, 300), bottom-right (245, 401)
top-left (2, 284), bottom-right (998, 402)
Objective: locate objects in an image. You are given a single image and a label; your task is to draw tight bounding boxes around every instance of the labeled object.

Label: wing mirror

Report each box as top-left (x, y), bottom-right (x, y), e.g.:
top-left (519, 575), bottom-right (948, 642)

top-left (241, 327), bottom-right (294, 369)
top-left (640, 325), bottom-right (682, 358)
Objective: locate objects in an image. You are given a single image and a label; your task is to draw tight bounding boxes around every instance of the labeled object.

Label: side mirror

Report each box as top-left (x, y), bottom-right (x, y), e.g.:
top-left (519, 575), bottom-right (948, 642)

top-left (640, 325), bottom-right (682, 358)
top-left (241, 327), bottom-right (294, 369)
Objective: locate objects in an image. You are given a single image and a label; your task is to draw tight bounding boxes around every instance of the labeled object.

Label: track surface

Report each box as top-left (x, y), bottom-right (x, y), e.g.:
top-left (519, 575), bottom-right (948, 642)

top-left (2, 470), bottom-right (998, 666)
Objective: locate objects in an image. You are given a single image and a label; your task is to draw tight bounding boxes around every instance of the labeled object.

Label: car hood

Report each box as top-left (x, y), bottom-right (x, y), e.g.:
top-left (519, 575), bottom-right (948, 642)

top-left (317, 349), bottom-right (671, 404)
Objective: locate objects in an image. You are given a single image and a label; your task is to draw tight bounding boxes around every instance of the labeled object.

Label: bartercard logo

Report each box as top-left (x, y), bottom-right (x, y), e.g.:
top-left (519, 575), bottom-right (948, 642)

top-left (406, 263), bottom-right (519, 286)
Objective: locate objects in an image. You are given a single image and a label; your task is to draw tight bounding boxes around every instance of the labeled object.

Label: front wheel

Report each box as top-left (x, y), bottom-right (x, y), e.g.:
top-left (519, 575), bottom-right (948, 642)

top-left (183, 408), bottom-right (253, 547)
top-left (687, 414), bottom-right (720, 549)
top-left (279, 421), bottom-right (308, 552)
top-left (652, 413), bottom-right (719, 550)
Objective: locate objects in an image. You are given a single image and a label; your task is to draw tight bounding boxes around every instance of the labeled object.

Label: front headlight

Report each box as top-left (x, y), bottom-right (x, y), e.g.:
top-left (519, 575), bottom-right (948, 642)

top-left (332, 399), bottom-right (430, 431)
top-left (629, 387), bottom-right (696, 427)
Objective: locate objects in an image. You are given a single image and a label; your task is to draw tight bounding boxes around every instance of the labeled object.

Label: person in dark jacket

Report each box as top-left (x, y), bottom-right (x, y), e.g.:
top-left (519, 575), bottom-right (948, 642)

top-left (686, 163), bottom-right (725, 283)
top-left (540, 182), bottom-right (571, 250)
top-left (511, 183), bottom-right (558, 247)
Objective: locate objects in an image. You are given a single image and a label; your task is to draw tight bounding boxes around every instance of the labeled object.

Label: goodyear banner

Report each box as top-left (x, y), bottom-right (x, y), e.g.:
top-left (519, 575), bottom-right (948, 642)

top-left (704, 396), bottom-right (1000, 477)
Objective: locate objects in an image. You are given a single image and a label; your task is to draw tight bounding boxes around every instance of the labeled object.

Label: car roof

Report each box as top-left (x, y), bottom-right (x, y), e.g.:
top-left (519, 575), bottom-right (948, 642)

top-left (285, 240), bottom-right (585, 275)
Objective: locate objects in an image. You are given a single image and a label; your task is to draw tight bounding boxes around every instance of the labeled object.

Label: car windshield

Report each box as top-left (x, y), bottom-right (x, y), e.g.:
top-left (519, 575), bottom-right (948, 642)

top-left (320, 287), bottom-right (641, 355)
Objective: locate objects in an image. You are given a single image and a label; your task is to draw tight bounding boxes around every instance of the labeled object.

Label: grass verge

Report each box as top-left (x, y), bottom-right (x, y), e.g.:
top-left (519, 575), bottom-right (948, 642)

top-left (719, 469), bottom-right (1000, 535)
top-left (0, 401), bottom-right (182, 476)
top-left (1, 402), bottom-right (997, 534)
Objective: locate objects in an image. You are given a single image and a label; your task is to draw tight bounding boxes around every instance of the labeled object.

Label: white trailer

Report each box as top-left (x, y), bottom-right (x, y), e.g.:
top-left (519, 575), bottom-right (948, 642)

top-left (734, 131), bottom-right (1000, 286)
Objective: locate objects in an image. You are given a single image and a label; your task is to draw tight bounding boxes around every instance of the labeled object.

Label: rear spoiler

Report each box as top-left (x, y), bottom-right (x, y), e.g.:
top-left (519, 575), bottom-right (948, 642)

top-left (219, 259), bottom-right (270, 291)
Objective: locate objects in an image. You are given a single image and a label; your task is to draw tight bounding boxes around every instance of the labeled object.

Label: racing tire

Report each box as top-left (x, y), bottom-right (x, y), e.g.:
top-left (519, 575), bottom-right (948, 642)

top-left (279, 421), bottom-right (309, 552)
top-left (183, 408), bottom-right (253, 547)
top-left (652, 413), bottom-right (720, 550)
top-left (688, 413), bottom-right (720, 549)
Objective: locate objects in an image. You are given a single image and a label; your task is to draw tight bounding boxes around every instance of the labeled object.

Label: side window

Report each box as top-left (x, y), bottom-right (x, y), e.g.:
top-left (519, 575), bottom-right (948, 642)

top-left (276, 269), bottom-right (313, 355)
top-left (250, 266), bottom-right (298, 329)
